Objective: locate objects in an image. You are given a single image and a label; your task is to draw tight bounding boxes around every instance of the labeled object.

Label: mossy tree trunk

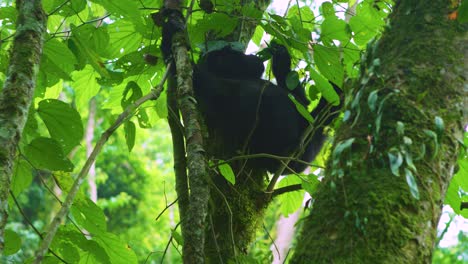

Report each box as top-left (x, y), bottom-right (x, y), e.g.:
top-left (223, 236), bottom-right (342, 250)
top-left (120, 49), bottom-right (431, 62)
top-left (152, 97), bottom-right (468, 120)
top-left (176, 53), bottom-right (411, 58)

top-left (199, 1), bottom-right (272, 262)
top-left (291, 1), bottom-right (466, 263)
top-left (0, 0), bottom-right (46, 254)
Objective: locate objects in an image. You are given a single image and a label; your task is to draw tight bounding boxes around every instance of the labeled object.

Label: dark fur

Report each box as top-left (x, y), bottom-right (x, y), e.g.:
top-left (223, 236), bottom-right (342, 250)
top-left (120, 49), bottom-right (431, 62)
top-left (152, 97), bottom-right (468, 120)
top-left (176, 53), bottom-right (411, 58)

top-left (162, 12), bottom-right (341, 174)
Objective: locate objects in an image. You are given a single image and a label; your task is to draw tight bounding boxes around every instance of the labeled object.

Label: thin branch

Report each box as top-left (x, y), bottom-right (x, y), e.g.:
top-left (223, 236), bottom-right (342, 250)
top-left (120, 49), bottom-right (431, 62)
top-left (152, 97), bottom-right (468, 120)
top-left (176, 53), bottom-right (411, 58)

top-left (32, 65), bottom-right (172, 264)
top-left (10, 191), bottom-right (68, 263)
top-left (155, 198), bottom-right (179, 222)
top-left (435, 213), bottom-right (454, 247)
top-left (263, 223), bottom-right (280, 259)
top-left (461, 202), bottom-right (468, 210)
top-left (160, 222), bottom-right (182, 264)
top-left (272, 184), bottom-right (303, 197)
top-left (162, 3), bottom-right (210, 262)
top-left (47, 0), bottom-right (72, 16)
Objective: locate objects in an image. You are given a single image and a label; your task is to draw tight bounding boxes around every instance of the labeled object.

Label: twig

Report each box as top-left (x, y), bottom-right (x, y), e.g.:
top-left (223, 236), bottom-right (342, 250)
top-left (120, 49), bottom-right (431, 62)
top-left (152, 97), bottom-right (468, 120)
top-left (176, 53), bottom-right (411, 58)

top-left (10, 191), bottom-right (68, 263)
top-left (272, 184), bottom-right (303, 197)
top-left (155, 198), bottom-right (178, 222)
top-left (160, 222), bottom-right (181, 264)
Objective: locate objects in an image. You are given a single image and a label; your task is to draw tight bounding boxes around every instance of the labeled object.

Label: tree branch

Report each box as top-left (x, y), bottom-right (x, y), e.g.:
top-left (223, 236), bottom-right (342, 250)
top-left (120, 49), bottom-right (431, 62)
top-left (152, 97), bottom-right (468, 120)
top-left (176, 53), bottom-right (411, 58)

top-left (32, 67), bottom-right (171, 263)
top-left (165, 7), bottom-right (210, 263)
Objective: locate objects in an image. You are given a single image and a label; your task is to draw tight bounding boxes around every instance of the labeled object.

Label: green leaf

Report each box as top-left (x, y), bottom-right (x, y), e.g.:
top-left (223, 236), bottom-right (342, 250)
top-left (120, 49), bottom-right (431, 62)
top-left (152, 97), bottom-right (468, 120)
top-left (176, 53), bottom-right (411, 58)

top-left (0, 6), bottom-right (17, 23)
top-left (251, 26), bottom-right (264, 46)
top-left (405, 168), bottom-right (420, 200)
top-left (194, 13), bottom-right (238, 39)
top-left (301, 173), bottom-right (320, 195)
top-left (241, 3), bottom-right (263, 19)
top-left (342, 42), bottom-right (360, 78)
top-left (332, 138), bottom-right (355, 168)
top-left (11, 159), bottom-right (33, 196)
top-left (218, 161), bottom-right (235, 185)
top-left (124, 121), bottom-right (136, 152)
top-left (154, 92), bottom-right (168, 119)
top-left (71, 197), bottom-right (107, 234)
top-left (121, 81), bottom-right (142, 108)
top-left (270, 14), bottom-right (288, 27)
top-left (321, 17), bottom-right (350, 44)
top-left (25, 137), bottom-right (74, 172)
top-left (404, 152), bottom-right (417, 172)
top-left (434, 116), bottom-right (444, 135)
top-left (321, 2), bottom-right (335, 18)
top-left (37, 99), bottom-right (84, 154)
top-left (424, 129), bottom-right (439, 158)
top-left (59, 0), bottom-right (87, 16)
top-left (52, 225), bottom-right (110, 263)
top-left (388, 151), bottom-right (403, 177)
top-left (313, 45), bottom-right (344, 86)
top-left (367, 90), bottom-right (378, 112)
top-left (91, 0), bottom-right (141, 21)
top-left (287, 6), bottom-right (315, 32)
top-left (4, 229), bottom-right (21, 255)
top-left (171, 230), bottom-right (184, 246)
top-left (107, 20), bottom-right (142, 58)
top-left (286, 71), bottom-right (300, 91)
top-left (277, 176), bottom-right (304, 216)
top-left (42, 37), bottom-right (78, 80)
top-left (396, 121), bottom-right (405, 136)
top-left (446, 158), bottom-right (468, 217)
top-left (70, 25), bottom-right (110, 78)
top-left (308, 67), bottom-right (340, 105)
top-left (349, 2), bottom-right (385, 47)
top-left (459, 0), bottom-right (468, 23)
top-left (289, 94), bottom-right (314, 123)
top-left (94, 232), bottom-right (138, 264)
top-left (71, 66), bottom-right (101, 110)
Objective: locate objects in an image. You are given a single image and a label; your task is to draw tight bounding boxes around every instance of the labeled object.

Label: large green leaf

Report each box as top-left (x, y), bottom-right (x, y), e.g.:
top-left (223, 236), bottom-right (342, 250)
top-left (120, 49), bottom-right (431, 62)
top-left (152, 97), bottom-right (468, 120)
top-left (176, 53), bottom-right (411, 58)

top-left (308, 67), bottom-right (340, 105)
top-left (313, 44), bottom-right (344, 86)
top-left (218, 161), bottom-right (235, 185)
top-left (3, 229), bottom-right (21, 256)
top-left (37, 99), bottom-right (84, 154)
top-left (70, 25), bottom-right (110, 78)
top-left (52, 225), bottom-right (110, 263)
top-left (124, 121), bottom-right (136, 152)
top-left (71, 197), bottom-right (108, 234)
top-left (94, 232), bottom-right (138, 264)
top-left (42, 38), bottom-right (78, 81)
top-left (24, 137), bottom-right (74, 172)
top-left (349, 2), bottom-right (385, 46)
top-left (321, 17), bottom-right (350, 44)
top-left (107, 20), bottom-right (142, 58)
top-left (71, 65), bottom-right (101, 110)
top-left (91, 0), bottom-right (141, 22)
top-left (276, 176), bottom-right (305, 216)
top-left (11, 159), bottom-right (33, 196)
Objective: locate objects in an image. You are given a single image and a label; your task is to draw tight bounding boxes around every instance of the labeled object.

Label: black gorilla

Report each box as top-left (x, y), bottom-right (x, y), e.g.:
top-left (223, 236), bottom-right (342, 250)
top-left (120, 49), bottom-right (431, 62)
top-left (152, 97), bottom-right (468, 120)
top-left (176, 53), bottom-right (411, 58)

top-left (269, 42), bottom-right (310, 106)
top-left (162, 13), bottom-right (341, 174)
top-left (198, 46), bottom-right (265, 80)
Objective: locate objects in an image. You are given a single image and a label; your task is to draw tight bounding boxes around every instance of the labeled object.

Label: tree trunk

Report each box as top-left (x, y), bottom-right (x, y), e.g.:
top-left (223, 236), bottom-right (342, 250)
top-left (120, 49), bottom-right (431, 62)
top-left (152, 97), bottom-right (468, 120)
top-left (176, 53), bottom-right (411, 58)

top-left (0, 0), bottom-right (46, 254)
top-left (86, 98), bottom-right (98, 202)
top-left (292, 1), bottom-right (466, 263)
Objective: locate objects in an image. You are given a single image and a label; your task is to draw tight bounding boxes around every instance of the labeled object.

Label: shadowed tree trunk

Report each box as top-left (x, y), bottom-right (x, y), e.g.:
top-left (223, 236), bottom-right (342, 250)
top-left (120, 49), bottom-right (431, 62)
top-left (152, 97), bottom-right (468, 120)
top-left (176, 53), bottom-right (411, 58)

top-left (292, 1), bottom-right (466, 262)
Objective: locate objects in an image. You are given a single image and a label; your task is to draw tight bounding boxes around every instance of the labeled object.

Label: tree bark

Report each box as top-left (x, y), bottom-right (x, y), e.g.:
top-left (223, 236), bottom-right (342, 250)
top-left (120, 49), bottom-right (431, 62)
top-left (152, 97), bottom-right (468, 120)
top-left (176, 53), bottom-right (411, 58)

top-left (86, 98), bottom-right (97, 202)
top-left (0, 0), bottom-right (46, 254)
top-left (292, 1), bottom-right (466, 263)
